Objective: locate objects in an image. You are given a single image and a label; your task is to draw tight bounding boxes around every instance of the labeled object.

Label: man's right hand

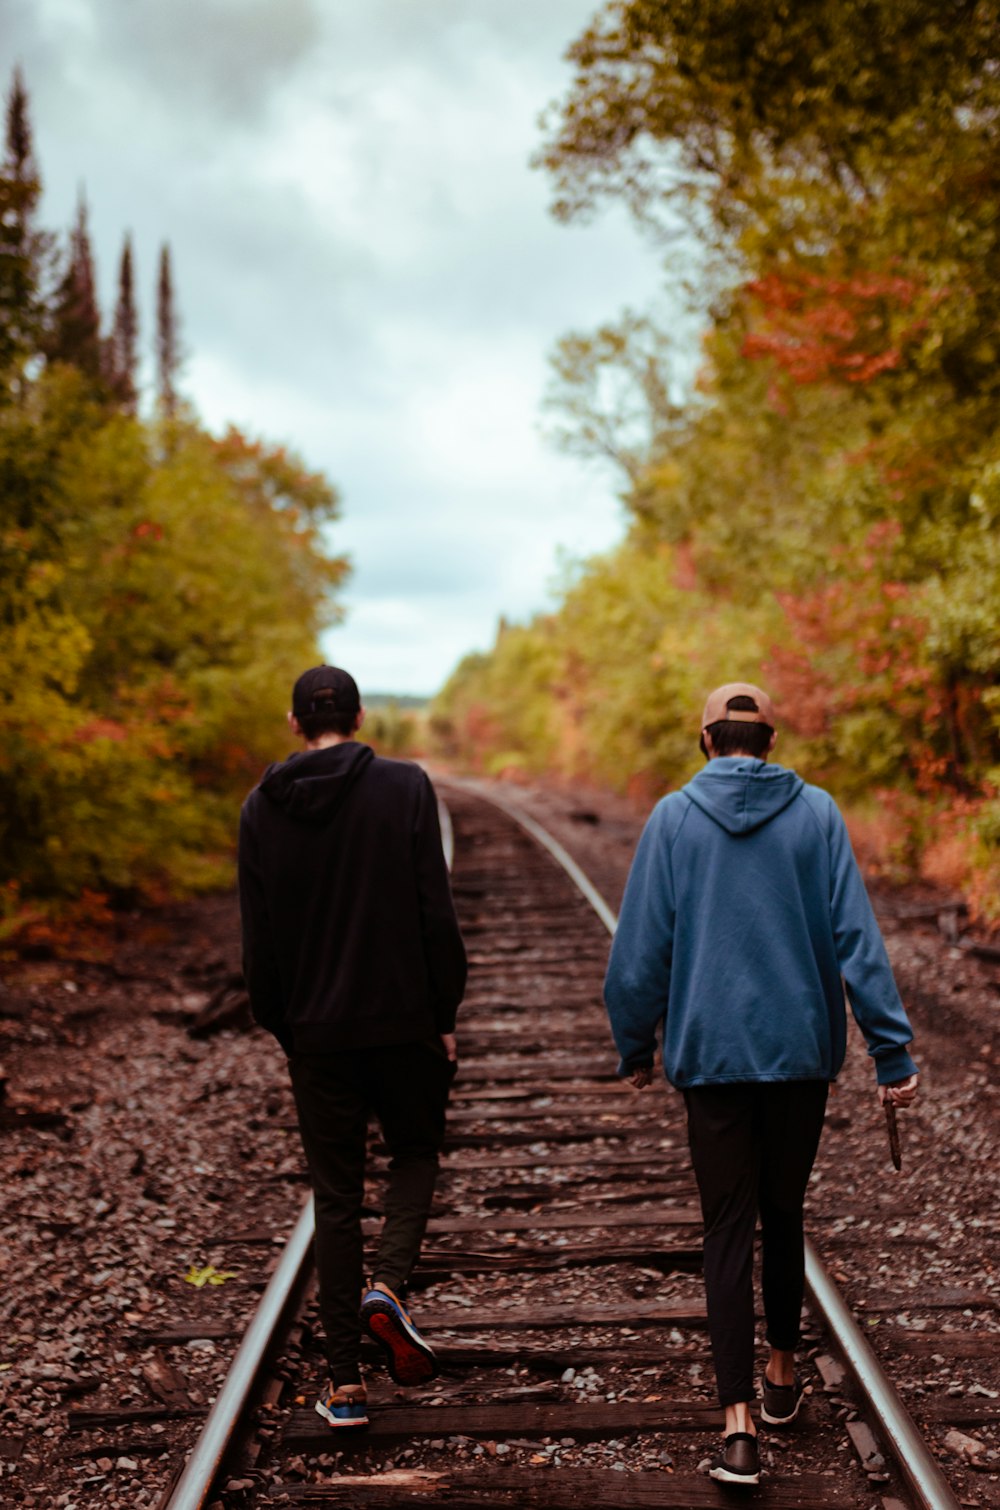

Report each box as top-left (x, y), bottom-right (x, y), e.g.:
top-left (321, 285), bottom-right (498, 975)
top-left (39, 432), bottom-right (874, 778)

top-left (629, 1066), bottom-right (654, 1091)
top-left (879, 1073), bottom-right (919, 1108)
top-left (440, 1032), bottom-right (458, 1063)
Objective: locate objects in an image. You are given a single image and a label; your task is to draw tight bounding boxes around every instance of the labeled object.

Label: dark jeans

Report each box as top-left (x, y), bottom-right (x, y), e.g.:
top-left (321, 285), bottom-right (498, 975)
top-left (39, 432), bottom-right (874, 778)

top-left (289, 1038), bottom-right (455, 1382)
top-left (683, 1080), bottom-right (828, 1407)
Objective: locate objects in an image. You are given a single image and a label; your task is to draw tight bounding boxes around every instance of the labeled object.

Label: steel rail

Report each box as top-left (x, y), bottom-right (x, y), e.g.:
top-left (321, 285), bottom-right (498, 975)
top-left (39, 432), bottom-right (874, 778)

top-left (461, 778), bottom-right (961, 1510)
top-left (805, 1246), bottom-right (962, 1510)
top-left (165, 791), bottom-right (458, 1509)
top-left (165, 1194), bottom-right (315, 1510)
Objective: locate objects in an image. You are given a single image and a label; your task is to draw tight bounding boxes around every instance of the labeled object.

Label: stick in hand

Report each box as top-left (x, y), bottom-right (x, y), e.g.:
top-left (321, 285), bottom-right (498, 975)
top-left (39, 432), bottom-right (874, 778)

top-left (884, 1100), bottom-right (902, 1171)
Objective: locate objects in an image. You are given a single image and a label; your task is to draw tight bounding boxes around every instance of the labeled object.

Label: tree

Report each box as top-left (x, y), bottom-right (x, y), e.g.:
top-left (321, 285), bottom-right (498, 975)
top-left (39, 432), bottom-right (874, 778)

top-left (47, 192), bottom-right (103, 386)
top-left (156, 242), bottom-right (180, 417)
top-left (427, 0), bottom-right (1000, 914)
top-left (106, 233), bottom-right (139, 412)
top-left (0, 68), bottom-right (47, 397)
top-left (543, 310), bottom-right (683, 482)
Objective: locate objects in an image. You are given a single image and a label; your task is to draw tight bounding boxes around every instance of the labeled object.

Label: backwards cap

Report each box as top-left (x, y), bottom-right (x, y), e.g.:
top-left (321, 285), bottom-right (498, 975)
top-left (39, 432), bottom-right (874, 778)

top-left (701, 682), bottom-right (776, 730)
top-left (292, 665), bottom-right (361, 720)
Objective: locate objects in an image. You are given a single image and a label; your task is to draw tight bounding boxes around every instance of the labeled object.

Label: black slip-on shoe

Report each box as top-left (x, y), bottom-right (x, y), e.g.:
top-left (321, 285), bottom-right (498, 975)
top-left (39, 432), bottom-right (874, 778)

top-left (760, 1373), bottom-right (805, 1425)
top-left (708, 1431), bottom-right (760, 1485)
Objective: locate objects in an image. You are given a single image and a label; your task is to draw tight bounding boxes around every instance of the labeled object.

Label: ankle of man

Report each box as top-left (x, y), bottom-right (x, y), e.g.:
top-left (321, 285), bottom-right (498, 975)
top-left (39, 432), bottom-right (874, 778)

top-left (724, 1401), bottom-right (756, 1437)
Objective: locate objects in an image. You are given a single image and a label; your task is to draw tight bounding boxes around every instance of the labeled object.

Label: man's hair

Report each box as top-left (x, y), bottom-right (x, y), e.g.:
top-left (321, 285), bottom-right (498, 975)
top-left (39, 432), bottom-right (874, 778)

top-left (702, 694), bottom-right (774, 759)
top-left (292, 666), bottom-right (360, 739)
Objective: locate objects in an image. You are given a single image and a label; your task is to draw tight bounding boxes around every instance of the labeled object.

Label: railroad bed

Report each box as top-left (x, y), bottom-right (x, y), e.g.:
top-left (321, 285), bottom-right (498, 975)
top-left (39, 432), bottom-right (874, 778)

top-left (149, 780), bottom-right (994, 1509)
top-left (27, 778), bottom-right (995, 1508)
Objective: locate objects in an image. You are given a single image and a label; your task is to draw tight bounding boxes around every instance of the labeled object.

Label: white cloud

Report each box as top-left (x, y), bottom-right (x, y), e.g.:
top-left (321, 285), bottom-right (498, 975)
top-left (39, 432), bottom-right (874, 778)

top-left (6, 0), bottom-right (668, 693)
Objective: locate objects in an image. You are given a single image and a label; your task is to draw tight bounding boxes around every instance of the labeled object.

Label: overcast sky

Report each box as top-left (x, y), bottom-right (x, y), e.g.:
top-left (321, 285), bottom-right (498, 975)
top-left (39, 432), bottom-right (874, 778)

top-left (6, 0), bottom-right (667, 695)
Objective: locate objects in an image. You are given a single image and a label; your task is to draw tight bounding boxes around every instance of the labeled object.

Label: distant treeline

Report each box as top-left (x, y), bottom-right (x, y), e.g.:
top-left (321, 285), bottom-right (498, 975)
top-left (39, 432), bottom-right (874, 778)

top-left (0, 71), bottom-right (347, 944)
top-left (431, 0), bottom-right (1000, 919)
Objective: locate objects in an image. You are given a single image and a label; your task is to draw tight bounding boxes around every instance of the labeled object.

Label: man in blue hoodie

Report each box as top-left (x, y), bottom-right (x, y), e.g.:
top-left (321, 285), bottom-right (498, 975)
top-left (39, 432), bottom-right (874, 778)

top-left (604, 682), bottom-right (918, 1485)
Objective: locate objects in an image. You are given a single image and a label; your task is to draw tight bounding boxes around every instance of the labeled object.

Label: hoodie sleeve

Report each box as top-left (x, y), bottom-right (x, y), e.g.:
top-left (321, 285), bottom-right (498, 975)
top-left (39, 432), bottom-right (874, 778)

top-left (827, 800), bottom-right (917, 1085)
top-left (604, 800), bottom-right (676, 1077)
top-left (413, 773), bottom-right (467, 1033)
top-left (238, 802), bottom-right (292, 1054)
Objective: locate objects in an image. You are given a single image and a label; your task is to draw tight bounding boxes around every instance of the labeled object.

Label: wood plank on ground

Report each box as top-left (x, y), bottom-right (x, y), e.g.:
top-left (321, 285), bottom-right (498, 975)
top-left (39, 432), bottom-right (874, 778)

top-left (280, 1467), bottom-right (857, 1509)
top-left (68, 1404), bottom-right (204, 1431)
top-left (399, 1298), bottom-right (709, 1332)
top-left (453, 1081), bottom-right (621, 1100)
top-left (441, 1147), bottom-right (683, 1171)
top-left (447, 1101), bottom-right (664, 1123)
top-left (364, 1207), bottom-right (701, 1237)
top-left (477, 1178), bottom-right (698, 1206)
top-left (883, 1331), bottom-right (1000, 1358)
top-left (361, 1341), bottom-right (705, 1371)
top-left (455, 1056), bottom-right (616, 1076)
top-left (411, 1241), bottom-right (702, 1278)
top-left (284, 1398), bottom-right (727, 1446)
top-left (442, 1130), bottom-right (633, 1149)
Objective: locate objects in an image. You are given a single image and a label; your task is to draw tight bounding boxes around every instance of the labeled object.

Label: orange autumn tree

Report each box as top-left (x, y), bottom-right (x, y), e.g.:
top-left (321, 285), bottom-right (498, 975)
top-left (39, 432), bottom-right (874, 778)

top-left (0, 380), bottom-right (347, 932)
top-left (437, 0), bottom-right (1000, 916)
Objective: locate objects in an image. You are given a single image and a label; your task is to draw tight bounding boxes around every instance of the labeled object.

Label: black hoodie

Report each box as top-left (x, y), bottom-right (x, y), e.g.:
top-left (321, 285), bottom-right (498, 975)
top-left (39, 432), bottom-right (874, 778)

top-left (238, 742), bottom-right (467, 1054)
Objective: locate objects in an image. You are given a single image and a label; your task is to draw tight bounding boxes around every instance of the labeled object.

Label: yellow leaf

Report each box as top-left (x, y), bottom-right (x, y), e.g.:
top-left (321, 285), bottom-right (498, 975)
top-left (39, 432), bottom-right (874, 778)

top-left (183, 1264), bottom-right (237, 1288)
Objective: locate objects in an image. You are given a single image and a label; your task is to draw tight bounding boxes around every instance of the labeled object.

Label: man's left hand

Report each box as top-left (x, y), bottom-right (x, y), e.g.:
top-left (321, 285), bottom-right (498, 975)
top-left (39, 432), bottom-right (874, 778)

top-left (440, 1032), bottom-right (458, 1063)
top-left (878, 1073), bottom-right (918, 1108)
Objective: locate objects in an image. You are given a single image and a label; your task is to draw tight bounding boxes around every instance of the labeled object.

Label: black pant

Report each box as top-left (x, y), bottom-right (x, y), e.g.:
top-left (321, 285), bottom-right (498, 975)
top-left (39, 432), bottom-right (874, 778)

top-left (683, 1080), bottom-right (828, 1407)
top-left (288, 1038), bottom-right (455, 1381)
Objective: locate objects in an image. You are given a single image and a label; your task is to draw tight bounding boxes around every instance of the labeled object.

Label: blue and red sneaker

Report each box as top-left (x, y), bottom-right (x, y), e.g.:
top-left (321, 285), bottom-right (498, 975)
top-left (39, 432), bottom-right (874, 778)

top-left (314, 1381), bottom-right (368, 1429)
top-left (359, 1284), bottom-right (437, 1385)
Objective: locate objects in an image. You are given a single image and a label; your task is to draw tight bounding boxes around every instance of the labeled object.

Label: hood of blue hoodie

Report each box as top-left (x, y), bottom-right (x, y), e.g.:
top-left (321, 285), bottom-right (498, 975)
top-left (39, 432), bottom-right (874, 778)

top-left (258, 740), bottom-right (375, 822)
top-left (682, 757), bottom-right (804, 836)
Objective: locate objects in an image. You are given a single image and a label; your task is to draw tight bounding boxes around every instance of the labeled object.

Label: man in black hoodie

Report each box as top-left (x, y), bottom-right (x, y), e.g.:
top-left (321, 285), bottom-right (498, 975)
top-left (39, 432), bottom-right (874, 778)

top-left (238, 665), bottom-right (467, 1429)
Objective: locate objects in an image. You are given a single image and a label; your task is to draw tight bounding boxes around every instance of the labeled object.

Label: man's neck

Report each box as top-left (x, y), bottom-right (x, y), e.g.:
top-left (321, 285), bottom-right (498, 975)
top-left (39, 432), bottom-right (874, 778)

top-left (304, 732), bottom-right (353, 751)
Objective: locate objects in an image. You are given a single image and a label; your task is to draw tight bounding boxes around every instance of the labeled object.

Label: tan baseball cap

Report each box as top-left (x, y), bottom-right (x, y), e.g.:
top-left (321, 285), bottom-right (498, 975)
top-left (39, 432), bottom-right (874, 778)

top-left (701, 682), bottom-right (776, 729)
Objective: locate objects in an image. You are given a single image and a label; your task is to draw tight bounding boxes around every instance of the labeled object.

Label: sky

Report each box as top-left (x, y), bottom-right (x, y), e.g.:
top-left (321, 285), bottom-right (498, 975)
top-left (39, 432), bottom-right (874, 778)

top-left (5, 0), bottom-right (667, 695)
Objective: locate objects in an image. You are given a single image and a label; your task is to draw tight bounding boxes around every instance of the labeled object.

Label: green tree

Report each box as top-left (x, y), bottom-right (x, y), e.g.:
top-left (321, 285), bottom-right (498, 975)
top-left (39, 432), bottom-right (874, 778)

top-left (156, 242), bottom-right (180, 418)
top-left (0, 69), bottom-right (47, 397)
top-left (47, 192), bottom-right (104, 389)
top-left (0, 388), bottom-right (348, 909)
top-left (107, 233), bottom-right (139, 412)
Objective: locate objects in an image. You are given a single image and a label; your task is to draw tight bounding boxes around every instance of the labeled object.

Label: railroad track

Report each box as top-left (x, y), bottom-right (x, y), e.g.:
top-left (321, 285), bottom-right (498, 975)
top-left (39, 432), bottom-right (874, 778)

top-left (135, 779), bottom-right (991, 1507)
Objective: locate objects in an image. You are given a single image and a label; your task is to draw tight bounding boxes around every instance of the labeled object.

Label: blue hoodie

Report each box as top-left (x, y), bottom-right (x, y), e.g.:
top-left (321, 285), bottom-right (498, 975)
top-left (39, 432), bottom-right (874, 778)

top-left (604, 757), bottom-right (917, 1088)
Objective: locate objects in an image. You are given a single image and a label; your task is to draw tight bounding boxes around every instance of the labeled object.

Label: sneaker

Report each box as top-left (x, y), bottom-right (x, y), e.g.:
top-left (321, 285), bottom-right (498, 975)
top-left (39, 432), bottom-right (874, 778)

top-left (760, 1372), bottom-right (805, 1425)
top-left (359, 1284), bottom-right (437, 1385)
top-left (708, 1432), bottom-right (760, 1485)
top-left (315, 1381), bottom-right (368, 1429)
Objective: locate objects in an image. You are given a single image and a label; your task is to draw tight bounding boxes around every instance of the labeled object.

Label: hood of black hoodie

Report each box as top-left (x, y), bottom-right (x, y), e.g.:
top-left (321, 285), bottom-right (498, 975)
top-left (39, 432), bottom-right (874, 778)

top-left (258, 740), bottom-right (376, 822)
top-left (682, 756), bottom-right (804, 836)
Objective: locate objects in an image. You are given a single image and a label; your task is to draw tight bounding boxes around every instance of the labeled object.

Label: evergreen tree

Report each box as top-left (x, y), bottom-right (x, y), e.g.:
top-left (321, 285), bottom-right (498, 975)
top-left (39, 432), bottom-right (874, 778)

top-left (48, 191), bottom-right (103, 385)
top-left (156, 242), bottom-right (180, 417)
top-left (107, 232), bottom-right (138, 411)
top-left (0, 68), bottom-right (46, 397)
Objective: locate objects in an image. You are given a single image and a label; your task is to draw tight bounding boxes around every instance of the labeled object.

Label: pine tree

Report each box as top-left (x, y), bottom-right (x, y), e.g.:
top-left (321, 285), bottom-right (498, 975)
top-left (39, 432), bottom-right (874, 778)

top-left (107, 233), bottom-right (138, 411)
top-left (156, 242), bottom-right (180, 417)
top-left (0, 68), bottom-right (46, 396)
top-left (48, 191), bottom-right (103, 384)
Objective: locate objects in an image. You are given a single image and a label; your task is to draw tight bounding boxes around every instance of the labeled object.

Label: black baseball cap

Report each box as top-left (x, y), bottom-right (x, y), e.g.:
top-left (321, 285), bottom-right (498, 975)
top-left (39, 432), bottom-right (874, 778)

top-left (291, 665), bottom-right (361, 720)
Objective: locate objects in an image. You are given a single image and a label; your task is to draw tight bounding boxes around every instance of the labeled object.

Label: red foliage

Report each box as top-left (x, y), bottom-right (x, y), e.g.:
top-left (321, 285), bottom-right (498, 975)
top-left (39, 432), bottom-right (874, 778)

top-left (767, 522), bottom-right (985, 802)
top-left (741, 267), bottom-right (927, 388)
top-left (74, 717), bottom-right (129, 744)
top-left (673, 540), bottom-right (698, 592)
top-left (2, 887), bottom-right (116, 960)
